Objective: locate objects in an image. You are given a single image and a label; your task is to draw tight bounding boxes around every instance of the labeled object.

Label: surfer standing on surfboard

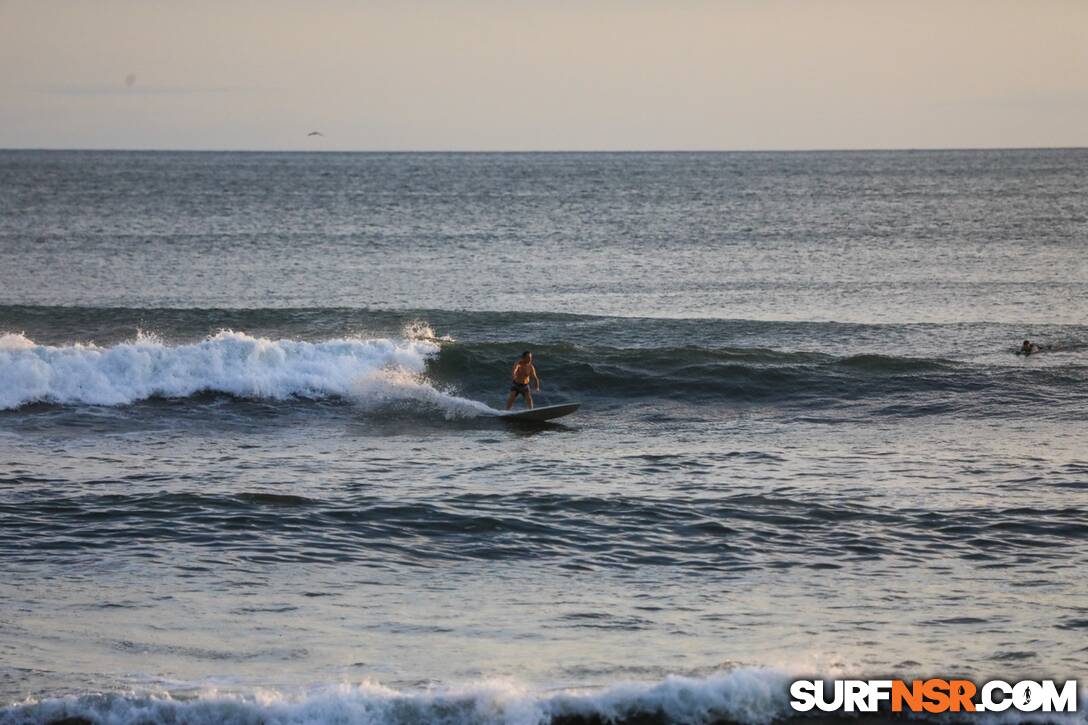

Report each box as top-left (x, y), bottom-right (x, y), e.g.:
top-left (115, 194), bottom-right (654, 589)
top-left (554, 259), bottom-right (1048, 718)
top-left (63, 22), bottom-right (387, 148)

top-left (506, 351), bottom-right (542, 410)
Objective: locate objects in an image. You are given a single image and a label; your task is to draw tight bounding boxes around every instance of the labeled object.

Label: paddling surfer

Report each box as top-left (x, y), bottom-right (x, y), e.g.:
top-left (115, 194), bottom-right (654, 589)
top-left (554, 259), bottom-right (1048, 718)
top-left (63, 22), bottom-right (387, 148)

top-left (506, 351), bottom-right (541, 410)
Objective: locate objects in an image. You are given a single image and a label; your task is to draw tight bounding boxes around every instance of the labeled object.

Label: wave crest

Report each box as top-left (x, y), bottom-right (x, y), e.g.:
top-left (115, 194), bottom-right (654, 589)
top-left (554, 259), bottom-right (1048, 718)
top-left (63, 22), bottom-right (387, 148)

top-left (1, 669), bottom-right (798, 725)
top-left (0, 331), bottom-right (455, 411)
top-left (7, 672), bottom-right (1086, 725)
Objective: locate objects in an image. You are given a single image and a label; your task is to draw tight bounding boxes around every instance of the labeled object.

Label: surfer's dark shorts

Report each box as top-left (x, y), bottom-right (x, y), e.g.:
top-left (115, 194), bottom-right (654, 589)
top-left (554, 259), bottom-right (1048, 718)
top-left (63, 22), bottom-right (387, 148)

top-left (510, 381), bottom-right (529, 394)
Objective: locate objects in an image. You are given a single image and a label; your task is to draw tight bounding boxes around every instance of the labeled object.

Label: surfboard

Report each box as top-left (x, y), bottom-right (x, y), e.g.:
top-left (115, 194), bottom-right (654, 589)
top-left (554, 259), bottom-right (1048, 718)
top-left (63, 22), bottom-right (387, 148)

top-left (499, 403), bottom-right (580, 422)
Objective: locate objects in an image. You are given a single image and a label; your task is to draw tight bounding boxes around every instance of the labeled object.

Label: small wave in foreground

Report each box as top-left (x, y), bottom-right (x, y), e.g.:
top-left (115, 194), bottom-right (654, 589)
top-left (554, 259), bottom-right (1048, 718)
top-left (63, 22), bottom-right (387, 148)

top-left (4, 672), bottom-right (1086, 725)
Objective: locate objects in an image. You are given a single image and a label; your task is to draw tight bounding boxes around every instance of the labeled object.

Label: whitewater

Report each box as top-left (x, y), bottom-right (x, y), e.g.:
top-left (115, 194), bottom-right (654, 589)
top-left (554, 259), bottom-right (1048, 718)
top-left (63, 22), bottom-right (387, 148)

top-left (8, 675), bottom-right (1088, 725)
top-left (0, 330), bottom-right (492, 416)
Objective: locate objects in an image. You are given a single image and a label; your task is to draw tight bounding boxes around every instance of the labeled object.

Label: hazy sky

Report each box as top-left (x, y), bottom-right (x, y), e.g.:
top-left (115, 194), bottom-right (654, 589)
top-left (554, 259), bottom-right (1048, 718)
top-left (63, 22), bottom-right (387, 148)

top-left (2, 0), bottom-right (1086, 151)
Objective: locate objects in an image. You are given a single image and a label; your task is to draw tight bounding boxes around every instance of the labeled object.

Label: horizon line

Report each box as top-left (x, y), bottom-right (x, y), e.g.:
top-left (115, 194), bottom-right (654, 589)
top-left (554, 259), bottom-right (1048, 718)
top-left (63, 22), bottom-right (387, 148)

top-left (2, 145), bottom-right (1087, 155)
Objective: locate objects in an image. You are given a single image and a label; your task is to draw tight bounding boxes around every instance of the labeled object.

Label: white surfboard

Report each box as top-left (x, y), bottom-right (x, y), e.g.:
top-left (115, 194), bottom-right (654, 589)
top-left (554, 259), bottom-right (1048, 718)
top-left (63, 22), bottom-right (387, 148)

top-left (499, 403), bottom-right (580, 422)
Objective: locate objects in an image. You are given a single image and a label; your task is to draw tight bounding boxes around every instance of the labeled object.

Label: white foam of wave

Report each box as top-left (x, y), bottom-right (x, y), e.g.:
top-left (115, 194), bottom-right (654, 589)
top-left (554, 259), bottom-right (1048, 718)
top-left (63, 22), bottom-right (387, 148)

top-left (0, 332), bottom-right (36, 351)
top-left (351, 368), bottom-right (496, 419)
top-left (0, 669), bottom-right (801, 725)
top-left (4, 673), bottom-right (1085, 725)
top-left (0, 330), bottom-right (488, 416)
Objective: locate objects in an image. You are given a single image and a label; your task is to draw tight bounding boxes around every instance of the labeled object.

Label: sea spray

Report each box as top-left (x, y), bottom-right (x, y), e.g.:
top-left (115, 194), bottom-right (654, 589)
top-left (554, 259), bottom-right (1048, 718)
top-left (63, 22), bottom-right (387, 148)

top-left (349, 367), bottom-right (496, 419)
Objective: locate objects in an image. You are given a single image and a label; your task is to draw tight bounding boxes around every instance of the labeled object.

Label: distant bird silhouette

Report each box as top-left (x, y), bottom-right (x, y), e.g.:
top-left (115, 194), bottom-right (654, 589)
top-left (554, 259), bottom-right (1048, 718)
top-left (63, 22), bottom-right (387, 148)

top-left (307, 131), bottom-right (324, 137)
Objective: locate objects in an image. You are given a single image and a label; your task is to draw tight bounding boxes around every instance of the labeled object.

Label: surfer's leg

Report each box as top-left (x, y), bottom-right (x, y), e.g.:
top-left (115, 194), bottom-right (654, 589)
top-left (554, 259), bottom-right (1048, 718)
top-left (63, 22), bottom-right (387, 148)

top-left (525, 390), bottom-right (533, 409)
top-left (506, 391), bottom-right (517, 410)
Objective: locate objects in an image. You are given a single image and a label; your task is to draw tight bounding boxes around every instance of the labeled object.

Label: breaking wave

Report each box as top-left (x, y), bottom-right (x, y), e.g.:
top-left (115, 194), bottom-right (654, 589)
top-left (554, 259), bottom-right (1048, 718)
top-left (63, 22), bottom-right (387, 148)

top-left (0, 670), bottom-right (798, 725)
top-left (0, 330), bottom-right (490, 417)
top-left (4, 672), bottom-right (1085, 725)
top-left (2, 316), bottom-right (1086, 420)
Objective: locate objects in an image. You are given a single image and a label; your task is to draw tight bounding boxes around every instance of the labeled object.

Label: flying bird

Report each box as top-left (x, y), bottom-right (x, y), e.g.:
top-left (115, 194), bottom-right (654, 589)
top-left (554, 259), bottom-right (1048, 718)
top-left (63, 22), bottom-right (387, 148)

top-left (307, 131), bottom-right (324, 137)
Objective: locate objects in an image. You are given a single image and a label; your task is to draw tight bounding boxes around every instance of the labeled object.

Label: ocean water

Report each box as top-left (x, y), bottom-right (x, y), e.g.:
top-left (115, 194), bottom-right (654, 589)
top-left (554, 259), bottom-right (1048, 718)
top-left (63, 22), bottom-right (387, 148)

top-left (0, 149), bottom-right (1086, 724)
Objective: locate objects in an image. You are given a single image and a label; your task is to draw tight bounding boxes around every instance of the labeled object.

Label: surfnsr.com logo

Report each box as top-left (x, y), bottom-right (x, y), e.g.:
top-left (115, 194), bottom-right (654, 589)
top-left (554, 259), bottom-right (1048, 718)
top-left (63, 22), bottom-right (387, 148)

top-left (790, 679), bottom-right (1078, 714)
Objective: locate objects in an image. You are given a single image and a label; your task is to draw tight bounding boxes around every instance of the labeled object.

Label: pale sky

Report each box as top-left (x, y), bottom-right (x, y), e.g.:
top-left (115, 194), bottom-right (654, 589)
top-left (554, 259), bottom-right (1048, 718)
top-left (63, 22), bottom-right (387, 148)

top-left (1, 0), bottom-right (1086, 151)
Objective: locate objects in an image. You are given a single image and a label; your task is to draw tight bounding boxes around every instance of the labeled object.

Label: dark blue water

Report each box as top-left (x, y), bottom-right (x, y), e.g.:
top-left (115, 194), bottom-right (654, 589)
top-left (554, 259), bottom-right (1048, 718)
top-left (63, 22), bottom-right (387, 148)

top-left (1, 150), bottom-right (1086, 724)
